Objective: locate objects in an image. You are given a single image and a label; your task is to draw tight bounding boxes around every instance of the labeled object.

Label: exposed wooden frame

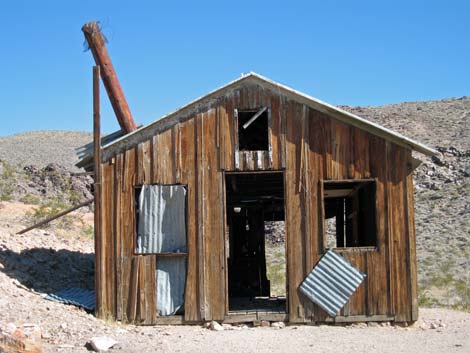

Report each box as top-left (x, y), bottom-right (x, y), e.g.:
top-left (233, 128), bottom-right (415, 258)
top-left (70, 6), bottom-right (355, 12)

top-left (320, 179), bottom-right (379, 252)
top-left (242, 106), bottom-right (267, 130)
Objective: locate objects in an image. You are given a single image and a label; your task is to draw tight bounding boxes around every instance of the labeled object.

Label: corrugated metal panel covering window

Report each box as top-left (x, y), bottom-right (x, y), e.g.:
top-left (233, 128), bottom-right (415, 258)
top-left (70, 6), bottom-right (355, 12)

top-left (157, 257), bottom-right (187, 316)
top-left (299, 250), bottom-right (366, 317)
top-left (136, 184), bottom-right (187, 254)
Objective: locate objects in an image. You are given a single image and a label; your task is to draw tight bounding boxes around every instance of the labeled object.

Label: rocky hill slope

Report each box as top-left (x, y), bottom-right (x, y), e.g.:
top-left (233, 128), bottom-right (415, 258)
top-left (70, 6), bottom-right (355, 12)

top-left (0, 131), bottom-right (92, 172)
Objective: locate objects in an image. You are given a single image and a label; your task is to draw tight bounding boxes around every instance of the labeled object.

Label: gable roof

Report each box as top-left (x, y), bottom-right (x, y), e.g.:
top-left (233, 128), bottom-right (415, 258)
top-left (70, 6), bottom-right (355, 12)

top-left (78, 72), bottom-right (437, 168)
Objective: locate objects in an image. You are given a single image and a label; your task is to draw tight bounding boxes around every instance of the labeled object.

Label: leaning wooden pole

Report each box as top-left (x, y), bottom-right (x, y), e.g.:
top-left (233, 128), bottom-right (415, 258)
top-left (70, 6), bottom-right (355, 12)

top-left (82, 21), bottom-right (137, 133)
top-left (16, 199), bottom-right (94, 235)
top-left (93, 65), bottom-right (104, 318)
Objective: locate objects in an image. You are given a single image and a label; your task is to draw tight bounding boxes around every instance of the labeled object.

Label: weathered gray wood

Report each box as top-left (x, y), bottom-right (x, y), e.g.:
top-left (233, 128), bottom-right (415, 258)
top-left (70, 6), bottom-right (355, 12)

top-left (333, 315), bottom-right (394, 323)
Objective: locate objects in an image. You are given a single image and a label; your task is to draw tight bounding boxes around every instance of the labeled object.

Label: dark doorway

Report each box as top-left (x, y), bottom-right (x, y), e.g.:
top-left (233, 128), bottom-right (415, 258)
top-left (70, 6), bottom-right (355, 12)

top-left (225, 172), bottom-right (286, 313)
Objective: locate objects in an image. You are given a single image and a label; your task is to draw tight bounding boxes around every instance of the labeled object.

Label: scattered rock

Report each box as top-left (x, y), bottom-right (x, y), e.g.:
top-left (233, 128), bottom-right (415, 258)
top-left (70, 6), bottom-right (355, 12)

top-left (209, 321), bottom-right (224, 331)
top-left (271, 322), bottom-right (285, 329)
top-left (88, 336), bottom-right (118, 352)
top-left (22, 324), bottom-right (42, 341)
top-left (260, 320), bottom-right (270, 327)
top-left (367, 322), bottom-right (380, 328)
top-left (5, 323), bottom-right (17, 334)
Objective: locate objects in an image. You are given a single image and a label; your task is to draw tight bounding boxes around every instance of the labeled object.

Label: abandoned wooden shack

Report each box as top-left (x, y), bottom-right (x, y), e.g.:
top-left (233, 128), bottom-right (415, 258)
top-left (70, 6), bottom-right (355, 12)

top-left (78, 70), bottom-right (438, 325)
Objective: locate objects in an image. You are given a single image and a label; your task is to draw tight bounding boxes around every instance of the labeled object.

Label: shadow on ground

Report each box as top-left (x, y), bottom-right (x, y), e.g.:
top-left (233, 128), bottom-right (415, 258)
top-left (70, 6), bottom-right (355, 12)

top-left (0, 247), bottom-right (94, 294)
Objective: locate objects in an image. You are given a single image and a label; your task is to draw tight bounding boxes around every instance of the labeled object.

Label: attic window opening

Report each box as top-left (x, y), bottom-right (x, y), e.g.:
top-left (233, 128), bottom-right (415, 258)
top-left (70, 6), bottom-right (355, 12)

top-left (322, 180), bottom-right (377, 249)
top-left (237, 108), bottom-right (269, 151)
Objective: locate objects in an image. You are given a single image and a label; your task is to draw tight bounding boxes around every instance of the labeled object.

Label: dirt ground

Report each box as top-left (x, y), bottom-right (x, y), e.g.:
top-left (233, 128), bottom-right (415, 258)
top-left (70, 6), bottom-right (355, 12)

top-left (0, 201), bottom-right (469, 353)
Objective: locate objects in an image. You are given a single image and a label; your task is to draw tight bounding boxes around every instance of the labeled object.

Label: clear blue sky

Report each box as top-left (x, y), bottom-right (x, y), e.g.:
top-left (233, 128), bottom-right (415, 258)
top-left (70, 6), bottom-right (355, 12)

top-left (0, 0), bottom-right (468, 136)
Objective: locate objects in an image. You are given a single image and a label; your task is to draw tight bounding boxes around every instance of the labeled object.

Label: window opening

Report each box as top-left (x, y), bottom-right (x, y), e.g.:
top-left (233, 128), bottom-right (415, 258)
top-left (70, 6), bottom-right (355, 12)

top-left (237, 108), bottom-right (269, 151)
top-left (323, 180), bottom-right (377, 248)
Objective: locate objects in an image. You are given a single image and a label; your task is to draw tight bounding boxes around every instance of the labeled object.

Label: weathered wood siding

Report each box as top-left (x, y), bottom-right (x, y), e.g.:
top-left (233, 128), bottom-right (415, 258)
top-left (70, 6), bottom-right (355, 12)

top-left (96, 82), bottom-right (418, 324)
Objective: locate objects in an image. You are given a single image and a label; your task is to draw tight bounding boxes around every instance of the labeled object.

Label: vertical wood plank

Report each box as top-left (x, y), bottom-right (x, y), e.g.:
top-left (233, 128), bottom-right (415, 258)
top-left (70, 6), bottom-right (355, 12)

top-left (155, 128), bottom-right (175, 184)
top-left (121, 148), bottom-right (136, 322)
top-left (139, 140), bottom-right (156, 324)
top-left (270, 93), bottom-right (280, 170)
top-left (114, 153), bottom-right (123, 321)
top-left (285, 100), bottom-right (306, 322)
top-left (223, 96), bottom-right (235, 170)
top-left (330, 119), bottom-right (350, 180)
top-left (279, 96), bottom-right (287, 169)
top-left (343, 253), bottom-right (367, 315)
top-left (387, 143), bottom-right (410, 322)
top-left (368, 135), bottom-right (389, 317)
top-left (181, 117), bottom-right (200, 322)
top-left (405, 151), bottom-right (418, 321)
top-left (101, 161), bottom-right (116, 319)
top-left (218, 103), bottom-right (226, 171)
top-left (196, 112), bottom-right (206, 320)
top-left (202, 108), bottom-right (225, 320)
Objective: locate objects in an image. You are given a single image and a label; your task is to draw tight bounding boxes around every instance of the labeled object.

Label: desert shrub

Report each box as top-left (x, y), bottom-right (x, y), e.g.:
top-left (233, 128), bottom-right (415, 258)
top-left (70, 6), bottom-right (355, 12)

top-left (82, 224), bottom-right (94, 238)
top-left (19, 193), bottom-right (41, 205)
top-left (0, 182), bottom-right (14, 201)
top-left (452, 279), bottom-right (470, 312)
top-left (0, 161), bottom-right (18, 201)
top-left (68, 189), bottom-right (82, 204)
top-left (25, 198), bottom-right (73, 230)
top-left (418, 290), bottom-right (439, 307)
top-left (0, 160), bottom-right (16, 180)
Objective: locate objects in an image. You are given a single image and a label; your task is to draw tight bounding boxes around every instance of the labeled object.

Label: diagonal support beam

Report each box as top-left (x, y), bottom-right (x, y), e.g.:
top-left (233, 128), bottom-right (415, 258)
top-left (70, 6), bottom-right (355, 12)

top-left (242, 107), bottom-right (267, 130)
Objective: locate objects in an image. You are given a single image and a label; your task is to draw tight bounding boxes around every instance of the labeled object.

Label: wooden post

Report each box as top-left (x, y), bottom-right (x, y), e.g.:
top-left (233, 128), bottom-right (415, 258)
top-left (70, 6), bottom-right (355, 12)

top-left (336, 200), bottom-right (345, 247)
top-left (93, 65), bottom-right (103, 317)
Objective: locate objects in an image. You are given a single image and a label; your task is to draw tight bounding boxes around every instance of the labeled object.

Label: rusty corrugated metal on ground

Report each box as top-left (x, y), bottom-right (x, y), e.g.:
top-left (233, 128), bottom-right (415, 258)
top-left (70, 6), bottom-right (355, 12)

top-left (299, 250), bottom-right (366, 317)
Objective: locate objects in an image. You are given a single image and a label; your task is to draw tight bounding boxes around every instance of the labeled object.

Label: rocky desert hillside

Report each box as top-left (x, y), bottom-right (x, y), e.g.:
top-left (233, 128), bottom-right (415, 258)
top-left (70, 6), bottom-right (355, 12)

top-left (0, 131), bottom-right (92, 172)
top-left (0, 97), bottom-right (468, 352)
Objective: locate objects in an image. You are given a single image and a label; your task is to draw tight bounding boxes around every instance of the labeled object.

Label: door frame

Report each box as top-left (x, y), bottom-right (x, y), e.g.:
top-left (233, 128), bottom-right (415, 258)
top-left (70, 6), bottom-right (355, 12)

top-left (222, 170), bottom-right (288, 315)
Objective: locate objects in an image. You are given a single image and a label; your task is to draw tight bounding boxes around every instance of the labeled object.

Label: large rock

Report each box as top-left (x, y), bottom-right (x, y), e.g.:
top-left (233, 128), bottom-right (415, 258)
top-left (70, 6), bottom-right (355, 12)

top-left (88, 336), bottom-right (118, 352)
top-left (209, 321), bottom-right (224, 331)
